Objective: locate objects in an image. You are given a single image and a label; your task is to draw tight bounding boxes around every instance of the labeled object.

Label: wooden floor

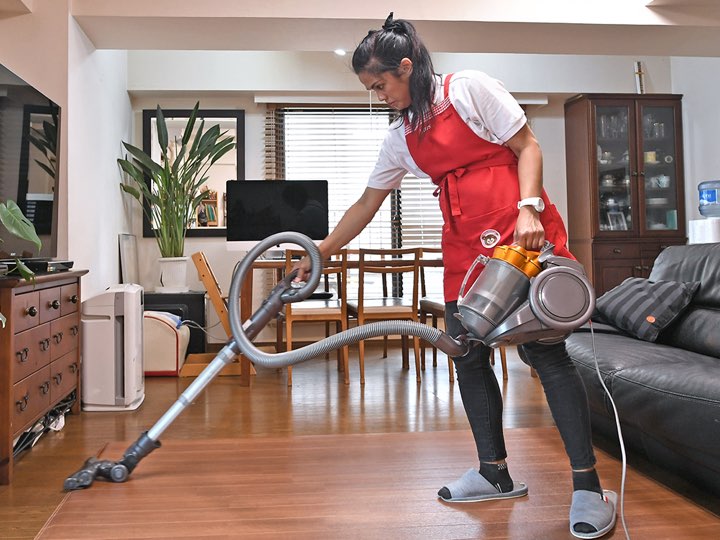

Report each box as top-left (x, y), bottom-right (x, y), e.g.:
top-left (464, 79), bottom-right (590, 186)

top-left (1, 344), bottom-right (719, 539)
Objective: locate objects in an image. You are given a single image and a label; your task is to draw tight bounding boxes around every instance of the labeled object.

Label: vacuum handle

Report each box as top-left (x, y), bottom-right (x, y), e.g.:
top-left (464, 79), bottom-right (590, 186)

top-left (458, 254), bottom-right (489, 301)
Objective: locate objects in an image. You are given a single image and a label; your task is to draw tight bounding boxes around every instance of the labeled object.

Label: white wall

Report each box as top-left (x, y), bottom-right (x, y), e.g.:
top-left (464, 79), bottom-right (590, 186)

top-left (670, 57), bottom-right (720, 221)
top-left (67, 18), bottom-right (133, 298)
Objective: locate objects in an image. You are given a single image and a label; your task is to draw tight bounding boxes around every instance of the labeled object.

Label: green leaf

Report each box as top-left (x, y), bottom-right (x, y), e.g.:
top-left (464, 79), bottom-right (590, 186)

top-left (121, 143), bottom-right (163, 177)
top-left (34, 160), bottom-right (56, 178)
top-left (181, 102), bottom-right (200, 146)
top-left (15, 259), bottom-right (35, 281)
top-left (156, 105), bottom-right (168, 154)
top-left (0, 200), bottom-right (42, 252)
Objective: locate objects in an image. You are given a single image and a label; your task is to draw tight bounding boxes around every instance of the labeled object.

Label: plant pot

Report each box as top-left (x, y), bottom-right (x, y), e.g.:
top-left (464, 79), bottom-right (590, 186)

top-left (156, 256), bottom-right (190, 293)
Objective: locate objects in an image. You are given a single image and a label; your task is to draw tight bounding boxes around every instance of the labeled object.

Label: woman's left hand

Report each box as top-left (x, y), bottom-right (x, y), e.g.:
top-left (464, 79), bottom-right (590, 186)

top-left (514, 207), bottom-right (545, 251)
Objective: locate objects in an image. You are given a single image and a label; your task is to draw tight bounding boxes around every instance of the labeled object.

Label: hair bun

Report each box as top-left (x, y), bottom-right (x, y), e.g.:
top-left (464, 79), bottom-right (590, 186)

top-left (382, 12), bottom-right (401, 32)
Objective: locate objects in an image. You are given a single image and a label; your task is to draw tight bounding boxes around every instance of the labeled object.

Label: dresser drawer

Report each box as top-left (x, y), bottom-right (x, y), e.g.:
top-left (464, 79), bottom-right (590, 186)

top-left (39, 287), bottom-right (63, 324)
top-left (50, 313), bottom-right (80, 361)
top-left (60, 284), bottom-right (80, 316)
top-left (12, 366), bottom-right (51, 436)
top-left (12, 323), bottom-right (52, 383)
top-left (12, 291), bottom-right (41, 333)
top-left (593, 243), bottom-right (641, 260)
top-left (50, 351), bottom-right (79, 404)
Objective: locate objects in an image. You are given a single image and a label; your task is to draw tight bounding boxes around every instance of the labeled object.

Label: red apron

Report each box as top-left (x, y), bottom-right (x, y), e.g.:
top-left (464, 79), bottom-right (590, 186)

top-left (405, 74), bottom-right (573, 302)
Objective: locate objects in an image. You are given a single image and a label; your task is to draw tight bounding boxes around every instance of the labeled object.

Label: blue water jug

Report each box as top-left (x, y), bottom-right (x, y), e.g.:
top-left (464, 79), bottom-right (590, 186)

top-left (699, 181), bottom-right (720, 218)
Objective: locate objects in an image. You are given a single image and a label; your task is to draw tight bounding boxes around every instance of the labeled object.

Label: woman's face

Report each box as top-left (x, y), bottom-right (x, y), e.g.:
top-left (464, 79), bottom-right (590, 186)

top-left (358, 60), bottom-right (412, 110)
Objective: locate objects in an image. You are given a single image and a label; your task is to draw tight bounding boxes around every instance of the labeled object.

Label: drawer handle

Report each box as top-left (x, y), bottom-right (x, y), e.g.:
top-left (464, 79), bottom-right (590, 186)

top-left (70, 325), bottom-right (79, 336)
top-left (16, 393), bottom-right (29, 412)
top-left (39, 338), bottom-right (50, 351)
top-left (69, 294), bottom-right (78, 304)
top-left (53, 373), bottom-right (63, 385)
top-left (26, 306), bottom-right (38, 317)
top-left (49, 299), bottom-right (61, 310)
top-left (40, 381), bottom-right (50, 394)
top-left (16, 347), bottom-right (29, 363)
top-left (53, 331), bottom-right (64, 344)
top-left (69, 362), bottom-right (78, 374)
top-left (612, 248), bottom-right (622, 254)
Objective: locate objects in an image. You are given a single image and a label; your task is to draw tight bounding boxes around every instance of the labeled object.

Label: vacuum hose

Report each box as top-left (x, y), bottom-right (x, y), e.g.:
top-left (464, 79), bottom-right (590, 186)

top-left (227, 232), bottom-right (470, 366)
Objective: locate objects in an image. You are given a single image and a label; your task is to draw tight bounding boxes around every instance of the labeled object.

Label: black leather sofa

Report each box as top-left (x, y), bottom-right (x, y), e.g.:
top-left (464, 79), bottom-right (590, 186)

top-left (566, 243), bottom-right (720, 496)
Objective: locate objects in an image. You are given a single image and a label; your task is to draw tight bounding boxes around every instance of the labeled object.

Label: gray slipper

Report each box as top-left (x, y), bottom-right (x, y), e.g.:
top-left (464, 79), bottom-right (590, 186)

top-left (570, 489), bottom-right (617, 539)
top-left (438, 468), bottom-right (528, 503)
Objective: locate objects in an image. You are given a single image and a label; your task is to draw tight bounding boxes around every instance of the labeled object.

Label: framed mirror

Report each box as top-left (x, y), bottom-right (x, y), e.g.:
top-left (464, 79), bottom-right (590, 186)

top-left (141, 108), bottom-right (245, 238)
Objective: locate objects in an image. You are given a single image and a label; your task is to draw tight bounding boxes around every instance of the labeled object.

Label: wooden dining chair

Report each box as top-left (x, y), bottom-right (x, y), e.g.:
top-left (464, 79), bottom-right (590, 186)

top-left (417, 246), bottom-right (455, 380)
top-left (279, 249), bottom-right (350, 386)
top-left (346, 247), bottom-right (421, 385)
top-left (186, 251), bottom-right (255, 381)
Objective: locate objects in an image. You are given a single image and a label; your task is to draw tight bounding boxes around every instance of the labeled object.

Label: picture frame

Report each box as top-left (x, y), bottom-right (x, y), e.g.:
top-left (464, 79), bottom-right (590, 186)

top-left (607, 211), bottom-right (628, 231)
top-left (119, 233), bottom-right (140, 284)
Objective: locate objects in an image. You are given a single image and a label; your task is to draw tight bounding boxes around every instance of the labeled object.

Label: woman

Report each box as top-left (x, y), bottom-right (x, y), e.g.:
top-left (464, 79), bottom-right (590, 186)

top-left (296, 14), bottom-right (616, 539)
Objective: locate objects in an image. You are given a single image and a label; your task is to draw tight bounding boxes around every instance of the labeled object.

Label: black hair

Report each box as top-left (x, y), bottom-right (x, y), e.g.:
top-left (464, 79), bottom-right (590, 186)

top-left (351, 13), bottom-right (436, 133)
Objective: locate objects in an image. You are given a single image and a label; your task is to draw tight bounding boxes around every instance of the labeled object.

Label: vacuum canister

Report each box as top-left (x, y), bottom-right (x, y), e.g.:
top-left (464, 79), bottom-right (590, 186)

top-left (456, 245), bottom-right (543, 341)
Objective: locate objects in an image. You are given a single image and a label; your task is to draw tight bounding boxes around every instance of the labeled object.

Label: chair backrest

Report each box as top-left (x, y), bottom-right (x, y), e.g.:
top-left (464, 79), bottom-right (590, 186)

top-left (284, 248), bottom-right (349, 316)
top-left (357, 247), bottom-right (420, 311)
top-left (191, 251), bottom-right (231, 336)
top-left (418, 246), bottom-right (443, 299)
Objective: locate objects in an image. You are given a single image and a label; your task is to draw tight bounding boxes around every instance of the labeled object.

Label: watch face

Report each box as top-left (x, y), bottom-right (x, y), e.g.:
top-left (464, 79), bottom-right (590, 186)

top-left (536, 199), bottom-right (545, 212)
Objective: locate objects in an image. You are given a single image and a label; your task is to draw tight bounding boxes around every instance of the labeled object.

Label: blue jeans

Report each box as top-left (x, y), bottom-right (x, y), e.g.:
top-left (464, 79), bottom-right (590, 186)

top-left (445, 301), bottom-right (597, 470)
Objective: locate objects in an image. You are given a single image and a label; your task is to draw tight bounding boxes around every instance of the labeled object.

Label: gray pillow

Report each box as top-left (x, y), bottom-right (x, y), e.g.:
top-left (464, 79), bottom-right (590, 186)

top-left (595, 277), bottom-right (700, 342)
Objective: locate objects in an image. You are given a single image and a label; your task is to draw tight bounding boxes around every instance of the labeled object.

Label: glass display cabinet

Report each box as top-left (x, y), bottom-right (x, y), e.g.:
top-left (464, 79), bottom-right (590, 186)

top-left (564, 94), bottom-right (686, 295)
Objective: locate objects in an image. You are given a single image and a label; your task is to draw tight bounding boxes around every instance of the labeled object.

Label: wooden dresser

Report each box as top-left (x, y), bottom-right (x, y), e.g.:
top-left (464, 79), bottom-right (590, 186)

top-left (0, 270), bottom-right (87, 484)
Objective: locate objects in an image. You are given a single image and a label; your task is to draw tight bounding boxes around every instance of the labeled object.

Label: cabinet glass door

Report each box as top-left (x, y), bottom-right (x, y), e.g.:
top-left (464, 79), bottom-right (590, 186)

top-left (595, 105), bottom-right (633, 232)
top-left (640, 105), bottom-right (679, 231)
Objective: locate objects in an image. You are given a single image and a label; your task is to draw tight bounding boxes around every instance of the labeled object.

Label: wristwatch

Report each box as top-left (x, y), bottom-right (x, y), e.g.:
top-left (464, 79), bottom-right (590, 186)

top-left (517, 197), bottom-right (545, 213)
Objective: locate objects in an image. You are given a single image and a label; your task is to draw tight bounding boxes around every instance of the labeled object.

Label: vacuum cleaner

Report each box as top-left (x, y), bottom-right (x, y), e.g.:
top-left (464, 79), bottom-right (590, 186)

top-left (63, 231), bottom-right (595, 491)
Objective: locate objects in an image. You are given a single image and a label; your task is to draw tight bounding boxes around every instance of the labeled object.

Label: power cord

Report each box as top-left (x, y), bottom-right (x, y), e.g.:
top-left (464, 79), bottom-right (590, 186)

top-left (589, 321), bottom-right (631, 540)
top-left (179, 319), bottom-right (229, 342)
top-left (13, 393), bottom-right (76, 458)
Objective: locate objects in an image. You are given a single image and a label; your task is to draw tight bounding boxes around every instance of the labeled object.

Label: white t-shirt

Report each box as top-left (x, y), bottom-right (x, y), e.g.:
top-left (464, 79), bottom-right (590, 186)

top-left (367, 70), bottom-right (526, 190)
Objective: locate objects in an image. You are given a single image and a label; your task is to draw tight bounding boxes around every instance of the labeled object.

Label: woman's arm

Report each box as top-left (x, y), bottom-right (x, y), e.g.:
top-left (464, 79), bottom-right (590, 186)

top-left (506, 124), bottom-right (545, 251)
top-left (294, 186), bottom-right (392, 280)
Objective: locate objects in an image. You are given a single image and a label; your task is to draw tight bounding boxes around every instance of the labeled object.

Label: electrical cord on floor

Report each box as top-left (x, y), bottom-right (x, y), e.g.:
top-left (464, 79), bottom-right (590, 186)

top-left (13, 393), bottom-right (76, 458)
top-left (179, 319), bottom-right (228, 342)
top-left (589, 321), bottom-right (631, 540)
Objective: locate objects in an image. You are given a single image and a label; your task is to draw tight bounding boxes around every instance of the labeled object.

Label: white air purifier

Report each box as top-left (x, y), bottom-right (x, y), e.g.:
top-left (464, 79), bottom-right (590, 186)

top-left (81, 284), bottom-right (145, 411)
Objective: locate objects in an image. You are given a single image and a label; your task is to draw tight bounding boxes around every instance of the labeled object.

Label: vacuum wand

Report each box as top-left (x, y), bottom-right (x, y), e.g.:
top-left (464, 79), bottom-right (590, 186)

top-left (63, 233), bottom-right (325, 491)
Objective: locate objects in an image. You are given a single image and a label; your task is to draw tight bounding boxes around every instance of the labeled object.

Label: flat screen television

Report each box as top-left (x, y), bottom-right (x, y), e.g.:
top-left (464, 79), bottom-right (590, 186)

top-left (0, 63), bottom-right (60, 259)
top-left (226, 180), bottom-right (329, 251)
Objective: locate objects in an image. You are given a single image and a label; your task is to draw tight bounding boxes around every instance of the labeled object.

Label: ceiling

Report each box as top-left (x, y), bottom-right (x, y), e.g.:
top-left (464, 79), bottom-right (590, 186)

top-left (5, 1), bottom-right (720, 57)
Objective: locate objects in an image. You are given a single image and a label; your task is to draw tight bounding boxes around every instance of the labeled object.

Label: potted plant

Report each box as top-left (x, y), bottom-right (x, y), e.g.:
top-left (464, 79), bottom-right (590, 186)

top-left (0, 199), bottom-right (42, 327)
top-left (118, 102), bottom-right (235, 292)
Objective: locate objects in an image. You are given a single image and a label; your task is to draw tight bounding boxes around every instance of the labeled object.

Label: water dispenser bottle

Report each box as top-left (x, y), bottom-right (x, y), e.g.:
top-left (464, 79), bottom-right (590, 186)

top-left (699, 181), bottom-right (720, 218)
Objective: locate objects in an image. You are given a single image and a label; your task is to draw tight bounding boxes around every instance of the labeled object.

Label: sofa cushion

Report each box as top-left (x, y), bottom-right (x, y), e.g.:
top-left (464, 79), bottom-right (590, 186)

top-left (594, 277), bottom-right (699, 342)
top-left (649, 244), bottom-right (720, 353)
top-left (649, 243), bottom-right (720, 307)
top-left (567, 332), bottom-right (720, 423)
top-left (657, 306), bottom-right (720, 358)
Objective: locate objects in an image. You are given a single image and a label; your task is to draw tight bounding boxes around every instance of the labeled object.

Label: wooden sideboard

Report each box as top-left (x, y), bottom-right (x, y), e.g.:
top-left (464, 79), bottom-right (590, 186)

top-left (0, 270), bottom-right (88, 484)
